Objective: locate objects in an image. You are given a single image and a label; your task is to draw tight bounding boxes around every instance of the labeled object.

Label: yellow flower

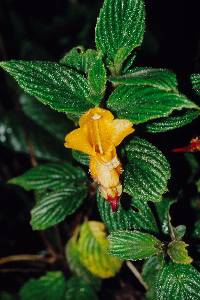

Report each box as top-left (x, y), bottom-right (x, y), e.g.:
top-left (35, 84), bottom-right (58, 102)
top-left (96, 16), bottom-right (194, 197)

top-left (64, 107), bottom-right (134, 211)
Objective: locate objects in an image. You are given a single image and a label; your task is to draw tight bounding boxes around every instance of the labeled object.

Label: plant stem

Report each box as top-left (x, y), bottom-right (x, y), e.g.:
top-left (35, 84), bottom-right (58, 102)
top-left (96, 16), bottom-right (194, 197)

top-left (0, 254), bottom-right (48, 265)
top-left (126, 261), bottom-right (148, 290)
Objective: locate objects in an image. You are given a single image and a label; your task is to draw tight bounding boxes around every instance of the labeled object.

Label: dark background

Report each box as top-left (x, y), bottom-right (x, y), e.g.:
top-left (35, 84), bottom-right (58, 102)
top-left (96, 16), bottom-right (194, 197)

top-left (0, 0), bottom-right (200, 298)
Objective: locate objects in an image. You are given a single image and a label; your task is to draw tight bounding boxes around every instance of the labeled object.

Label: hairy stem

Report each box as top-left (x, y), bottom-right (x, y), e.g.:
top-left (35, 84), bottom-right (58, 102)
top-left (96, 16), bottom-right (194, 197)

top-left (126, 261), bottom-right (148, 290)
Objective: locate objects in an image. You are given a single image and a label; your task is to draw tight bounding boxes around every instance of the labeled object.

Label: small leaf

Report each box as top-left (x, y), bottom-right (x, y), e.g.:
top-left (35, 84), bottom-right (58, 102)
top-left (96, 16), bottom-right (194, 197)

top-left (97, 193), bottom-right (158, 233)
top-left (66, 235), bottom-right (101, 290)
top-left (156, 262), bottom-right (200, 300)
top-left (167, 241), bottom-right (193, 264)
top-left (145, 110), bottom-right (199, 133)
top-left (193, 220), bottom-right (200, 238)
top-left (65, 277), bottom-right (98, 300)
top-left (0, 60), bottom-right (92, 114)
top-left (155, 198), bottom-right (176, 235)
top-left (9, 163), bottom-right (86, 191)
top-left (20, 272), bottom-right (66, 300)
top-left (95, 0), bottom-right (145, 70)
top-left (78, 221), bottom-right (122, 278)
top-left (72, 150), bottom-right (89, 166)
top-left (191, 73), bottom-right (200, 95)
top-left (60, 47), bottom-right (98, 74)
top-left (19, 94), bottom-right (73, 142)
top-left (174, 225), bottom-right (186, 241)
top-left (110, 68), bottom-right (178, 91)
top-left (108, 85), bottom-right (198, 124)
top-left (88, 57), bottom-right (107, 104)
top-left (31, 186), bottom-right (87, 230)
top-left (196, 178), bottom-right (200, 193)
top-left (124, 138), bottom-right (171, 202)
top-left (108, 230), bottom-right (162, 260)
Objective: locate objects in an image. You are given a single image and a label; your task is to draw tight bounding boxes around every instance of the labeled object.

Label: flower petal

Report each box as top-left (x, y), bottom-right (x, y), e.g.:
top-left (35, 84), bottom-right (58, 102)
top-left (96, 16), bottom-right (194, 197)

top-left (64, 127), bottom-right (94, 155)
top-left (79, 107), bottom-right (114, 127)
top-left (111, 119), bottom-right (134, 146)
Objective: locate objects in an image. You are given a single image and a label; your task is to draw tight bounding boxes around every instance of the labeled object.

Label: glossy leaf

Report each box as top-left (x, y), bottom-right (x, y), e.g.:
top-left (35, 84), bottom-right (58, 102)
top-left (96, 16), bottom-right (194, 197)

top-left (65, 277), bottom-right (98, 300)
top-left (78, 221), bottom-right (122, 278)
top-left (31, 186), bottom-right (87, 230)
top-left (167, 241), bottom-right (193, 264)
top-left (108, 85), bottom-right (198, 124)
top-left (95, 0), bottom-right (145, 69)
top-left (97, 193), bottom-right (158, 233)
top-left (191, 73), bottom-right (200, 95)
top-left (124, 138), bottom-right (171, 202)
top-left (145, 110), bottom-right (199, 133)
top-left (60, 47), bottom-right (98, 74)
top-left (0, 60), bottom-right (92, 114)
top-left (110, 68), bottom-right (178, 91)
top-left (155, 198), bottom-right (176, 235)
top-left (0, 112), bottom-right (66, 161)
top-left (72, 150), bottom-right (89, 166)
top-left (108, 230), bottom-right (162, 260)
top-left (88, 57), bottom-right (107, 104)
top-left (174, 225), bottom-right (186, 241)
top-left (66, 235), bottom-right (101, 290)
top-left (156, 262), bottom-right (200, 300)
top-left (9, 163), bottom-right (86, 191)
top-left (20, 272), bottom-right (66, 300)
top-left (19, 94), bottom-right (73, 142)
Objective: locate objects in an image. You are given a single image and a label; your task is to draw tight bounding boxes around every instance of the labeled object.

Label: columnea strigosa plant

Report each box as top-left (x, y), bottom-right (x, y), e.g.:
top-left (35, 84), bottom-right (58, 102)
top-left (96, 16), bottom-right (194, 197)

top-left (1, 0), bottom-right (200, 299)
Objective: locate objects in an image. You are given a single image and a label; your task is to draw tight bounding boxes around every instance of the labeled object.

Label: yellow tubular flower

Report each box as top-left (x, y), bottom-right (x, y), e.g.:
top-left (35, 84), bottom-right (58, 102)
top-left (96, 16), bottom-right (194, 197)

top-left (64, 108), bottom-right (134, 211)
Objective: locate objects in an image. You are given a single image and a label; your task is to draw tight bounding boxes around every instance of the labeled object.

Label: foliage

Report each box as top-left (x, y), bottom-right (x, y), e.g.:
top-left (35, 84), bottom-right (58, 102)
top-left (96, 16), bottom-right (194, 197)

top-left (0, 0), bottom-right (200, 299)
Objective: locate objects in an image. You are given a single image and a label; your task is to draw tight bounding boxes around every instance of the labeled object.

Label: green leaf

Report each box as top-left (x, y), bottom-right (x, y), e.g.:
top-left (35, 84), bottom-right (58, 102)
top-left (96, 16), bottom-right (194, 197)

top-left (155, 198), bottom-right (176, 235)
top-left (95, 0), bottom-right (145, 70)
top-left (124, 138), bottom-right (171, 202)
top-left (110, 68), bottom-right (178, 91)
top-left (174, 225), bottom-right (186, 241)
top-left (108, 85), bottom-right (198, 124)
top-left (142, 255), bottom-right (164, 300)
top-left (60, 47), bottom-right (98, 74)
top-left (65, 277), bottom-right (98, 300)
top-left (108, 230), bottom-right (162, 260)
top-left (193, 220), bottom-right (200, 238)
top-left (72, 150), bottom-right (89, 166)
top-left (20, 272), bottom-right (66, 300)
top-left (31, 186), bottom-right (87, 230)
top-left (78, 221), bottom-right (122, 278)
top-left (156, 262), bottom-right (200, 300)
top-left (66, 235), bottom-right (101, 290)
top-left (97, 193), bottom-right (158, 233)
top-left (167, 241), bottom-right (193, 264)
top-left (145, 110), bottom-right (199, 133)
top-left (19, 94), bottom-right (73, 142)
top-left (88, 57), bottom-right (107, 104)
top-left (191, 73), bottom-right (200, 95)
top-left (0, 112), bottom-right (67, 161)
top-left (197, 178), bottom-right (200, 193)
top-left (0, 60), bottom-right (92, 114)
top-left (9, 163), bottom-right (86, 191)
top-left (0, 292), bottom-right (14, 300)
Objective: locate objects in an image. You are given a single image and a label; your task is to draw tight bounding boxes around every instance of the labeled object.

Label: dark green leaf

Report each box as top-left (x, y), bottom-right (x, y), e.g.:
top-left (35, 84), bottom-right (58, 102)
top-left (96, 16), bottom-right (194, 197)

top-left (9, 163), bottom-right (86, 191)
top-left (0, 112), bottom-right (66, 161)
top-left (156, 262), bottom-right (200, 300)
top-left (95, 0), bottom-right (145, 70)
top-left (88, 57), bottom-right (107, 104)
top-left (0, 60), bottom-right (92, 114)
top-left (167, 241), bottom-right (193, 264)
top-left (124, 138), bottom-right (171, 202)
top-left (97, 193), bottom-right (158, 233)
top-left (72, 150), bottom-right (89, 166)
top-left (60, 47), bottom-right (98, 74)
top-left (110, 68), bottom-right (178, 91)
top-left (65, 277), bottom-right (98, 300)
top-left (174, 225), bottom-right (186, 241)
top-left (145, 110), bottom-right (199, 133)
top-left (193, 220), bottom-right (200, 238)
top-left (191, 73), bottom-right (200, 95)
top-left (0, 292), bottom-right (14, 300)
top-left (108, 230), bottom-right (163, 260)
top-left (19, 94), bottom-right (73, 142)
top-left (20, 272), bottom-right (66, 300)
top-left (155, 198), bottom-right (176, 235)
top-left (31, 186), bottom-right (87, 230)
top-left (108, 85), bottom-right (198, 124)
